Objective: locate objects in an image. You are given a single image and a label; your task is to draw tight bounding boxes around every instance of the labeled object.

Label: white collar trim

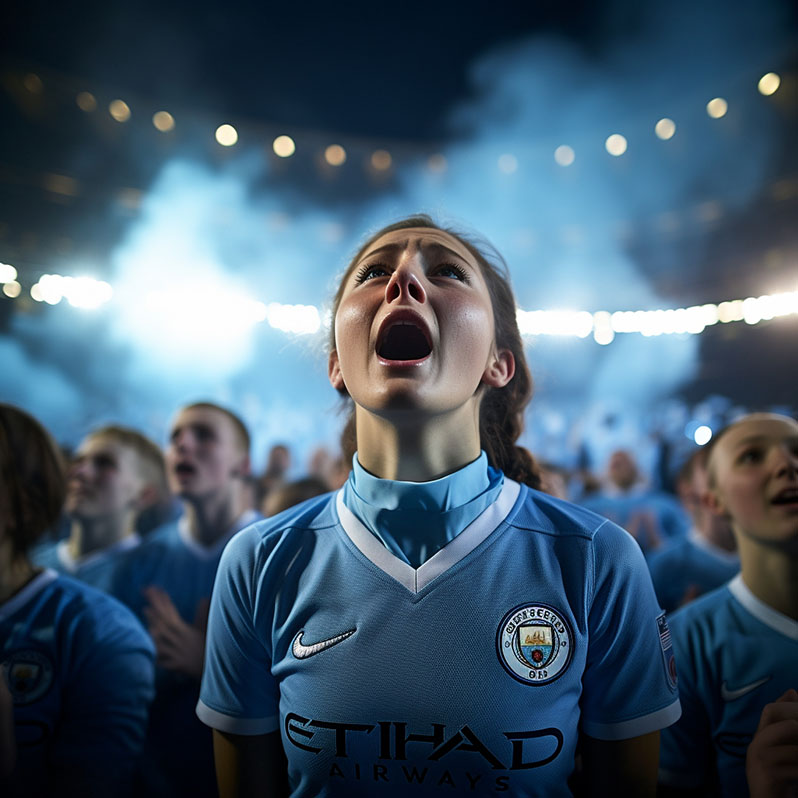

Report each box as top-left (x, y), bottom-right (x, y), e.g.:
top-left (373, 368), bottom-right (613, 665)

top-left (729, 574), bottom-right (798, 641)
top-left (177, 509), bottom-right (259, 559)
top-left (0, 568), bottom-right (59, 621)
top-left (336, 478), bottom-right (521, 595)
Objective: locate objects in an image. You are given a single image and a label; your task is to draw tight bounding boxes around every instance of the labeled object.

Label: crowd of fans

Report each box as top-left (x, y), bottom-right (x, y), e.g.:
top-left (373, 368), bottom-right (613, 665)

top-left (1, 395), bottom-right (796, 796)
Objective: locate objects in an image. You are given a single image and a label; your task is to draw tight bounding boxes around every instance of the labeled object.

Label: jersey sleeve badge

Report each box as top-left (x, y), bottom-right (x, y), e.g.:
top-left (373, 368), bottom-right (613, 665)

top-left (657, 613), bottom-right (678, 692)
top-left (497, 604), bottom-right (573, 685)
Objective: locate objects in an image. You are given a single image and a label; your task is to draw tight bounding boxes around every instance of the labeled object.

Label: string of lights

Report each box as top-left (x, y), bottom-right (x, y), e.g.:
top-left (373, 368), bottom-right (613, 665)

top-left (2, 262), bottom-right (795, 343)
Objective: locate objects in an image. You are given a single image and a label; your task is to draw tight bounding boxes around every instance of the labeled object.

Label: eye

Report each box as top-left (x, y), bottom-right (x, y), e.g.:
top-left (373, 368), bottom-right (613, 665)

top-left (432, 262), bottom-right (469, 282)
top-left (738, 447), bottom-right (764, 465)
top-left (354, 263), bottom-right (390, 283)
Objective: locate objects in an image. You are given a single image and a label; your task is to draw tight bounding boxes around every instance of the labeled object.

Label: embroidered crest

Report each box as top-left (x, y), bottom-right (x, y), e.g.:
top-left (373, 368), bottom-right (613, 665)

top-left (657, 613), bottom-right (678, 691)
top-left (3, 650), bottom-right (55, 705)
top-left (497, 604), bottom-right (573, 685)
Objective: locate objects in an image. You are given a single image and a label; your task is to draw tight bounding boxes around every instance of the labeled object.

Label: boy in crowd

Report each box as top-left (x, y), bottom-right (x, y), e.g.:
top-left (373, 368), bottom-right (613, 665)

top-left (32, 425), bottom-right (166, 592)
top-left (581, 448), bottom-right (689, 557)
top-left (658, 413), bottom-right (798, 797)
top-left (111, 402), bottom-right (259, 798)
top-left (648, 447), bottom-right (739, 613)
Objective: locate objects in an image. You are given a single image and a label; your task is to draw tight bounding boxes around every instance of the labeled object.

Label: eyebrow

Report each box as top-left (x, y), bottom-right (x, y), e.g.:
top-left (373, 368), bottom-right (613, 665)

top-left (732, 434), bottom-right (798, 447)
top-left (358, 239), bottom-right (469, 265)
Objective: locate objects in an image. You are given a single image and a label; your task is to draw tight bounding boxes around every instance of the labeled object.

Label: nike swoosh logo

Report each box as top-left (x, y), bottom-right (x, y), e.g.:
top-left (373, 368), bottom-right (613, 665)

top-left (720, 676), bottom-right (771, 702)
top-left (292, 629), bottom-right (356, 659)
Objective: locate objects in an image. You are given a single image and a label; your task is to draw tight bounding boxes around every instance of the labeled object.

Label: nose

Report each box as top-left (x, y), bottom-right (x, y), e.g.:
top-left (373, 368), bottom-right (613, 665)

top-left (171, 429), bottom-right (192, 454)
top-left (385, 258), bottom-right (427, 305)
top-left (773, 444), bottom-right (798, 478)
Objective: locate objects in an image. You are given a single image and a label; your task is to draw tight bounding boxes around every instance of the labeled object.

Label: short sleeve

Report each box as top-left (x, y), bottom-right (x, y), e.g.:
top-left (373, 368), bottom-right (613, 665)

top-left (197, 525), bottom-right (279, 735)
top-left (658, 610), bottom-right (715, 788)
top-left (580, 521), bottom-right (681, 740)
top-left (56, 597), bottom-right (156, 794)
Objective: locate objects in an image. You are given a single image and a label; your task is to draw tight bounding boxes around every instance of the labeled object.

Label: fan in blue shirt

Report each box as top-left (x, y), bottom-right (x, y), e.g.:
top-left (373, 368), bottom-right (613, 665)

top-left (32, 425), bottom-right (166, 593)
top-left (198, 216), bottom-right (681, 797)
top-left (659, 413), bottom-right (798, 797)
top-left (110, 401), bottom-right (260, 798)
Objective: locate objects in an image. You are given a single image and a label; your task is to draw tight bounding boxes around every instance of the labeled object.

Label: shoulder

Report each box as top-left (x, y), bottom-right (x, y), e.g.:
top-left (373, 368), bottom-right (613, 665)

top-left (44, 574), bottom-right (154, 654)
top-left (667, 583), bottom-right (734, 663)
top-left (222, 492), bottom-right (338, 565)
top-left (509, 487), bottom-right (620, 540)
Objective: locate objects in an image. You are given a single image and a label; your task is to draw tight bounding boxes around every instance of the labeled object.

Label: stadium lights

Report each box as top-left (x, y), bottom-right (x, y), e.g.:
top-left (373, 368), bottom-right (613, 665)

top-left (6, 268), bottom-right (797, 343)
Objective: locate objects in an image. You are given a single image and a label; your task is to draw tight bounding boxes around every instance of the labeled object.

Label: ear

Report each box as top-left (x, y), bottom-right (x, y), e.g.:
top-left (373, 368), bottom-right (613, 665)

top-left (231, 454), bottom-right (252, 479)
top-left (703, 488), bottom-right (728, 518)
top-left (328, 350), bottom-right (346, 391)
top-left (134, 483), bottom-right (160, 511)
top-left (481, 348), bottom-right (515, 389)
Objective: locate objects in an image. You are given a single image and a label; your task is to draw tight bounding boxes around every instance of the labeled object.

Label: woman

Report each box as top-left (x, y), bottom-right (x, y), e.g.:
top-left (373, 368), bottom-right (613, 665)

top-left (0, 404), bottom-right (155, 797)
top-left (197, 216), bottom-right (681, 796)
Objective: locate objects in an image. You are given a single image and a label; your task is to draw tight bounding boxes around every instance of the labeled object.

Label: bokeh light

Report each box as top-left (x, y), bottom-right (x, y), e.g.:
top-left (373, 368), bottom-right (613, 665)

top-left (554, 145), bottom-right (575, 166)
top-left (152, 111), bottom-right (175, 132)
top-left (76, 91), bottom-right (97, 112)
top-left (109, 100), bottom-right (131, 122)
top-left (0, 263), bottom-right (18, 283)
top-left (427, 154), bottom-right (447, 173)
top-left (758, 72), bottom-right (780, 96)
top-left (23, 73), bottom-right (43, 94)
top-left (273, 135), bottom-right (296, 157)
top-left (655, 118), bottom-right (676, 140)
top-left (706, 98), bottom-right (728, 119)
top-left (605, 134), bottom-right (628, 156)
top-left (215, 124), bottom-right (239, 146)
top-left (371, 150), bottom-right (392, 171)
top-left (498, 154), bottom-right (518, 174)
top-left (2, 281), bottom-right (21, 298)
top-left (324, 144), bottom-right (346, 166)
top-left (694, 425), bottom-right (713, 446)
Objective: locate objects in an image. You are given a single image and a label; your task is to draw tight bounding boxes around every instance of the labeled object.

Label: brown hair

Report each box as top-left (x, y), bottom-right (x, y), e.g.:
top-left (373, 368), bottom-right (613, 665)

top-left (330, 215), bottom-right (541, 489)
top-left (86, 425), bottom-right (168, 502)
top-left (0, 404), bottom-right (66, 557)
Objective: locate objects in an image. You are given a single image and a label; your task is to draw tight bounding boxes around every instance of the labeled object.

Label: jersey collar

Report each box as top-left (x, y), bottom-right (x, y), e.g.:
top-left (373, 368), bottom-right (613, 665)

top-left (729, 574), bottom-right (798, 641)
top-left (0, 568), bottom-right (58, 621)
top-left (335, 478), bottom-right (521, 595)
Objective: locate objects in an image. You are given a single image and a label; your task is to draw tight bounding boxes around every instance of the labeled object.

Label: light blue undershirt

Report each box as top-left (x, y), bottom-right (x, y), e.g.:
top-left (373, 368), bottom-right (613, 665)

top-left (342, 451), bottom-right (504, 568)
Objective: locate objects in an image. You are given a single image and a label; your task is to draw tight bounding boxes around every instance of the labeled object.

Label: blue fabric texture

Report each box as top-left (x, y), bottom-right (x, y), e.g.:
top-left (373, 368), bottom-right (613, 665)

top-left (342, 451), bottom-right (504, 567)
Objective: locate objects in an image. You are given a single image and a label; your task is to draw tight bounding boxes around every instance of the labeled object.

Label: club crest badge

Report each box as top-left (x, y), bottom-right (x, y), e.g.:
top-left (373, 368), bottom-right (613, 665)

top-left (497, 603), bottom-right (573, 685)
top-left (3, 650), bottom-right (55, 705)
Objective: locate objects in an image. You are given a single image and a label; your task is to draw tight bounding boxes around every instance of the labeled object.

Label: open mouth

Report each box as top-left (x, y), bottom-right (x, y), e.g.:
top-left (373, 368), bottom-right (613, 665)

top-left (771, 487), bottom-right (798, 506)
top-left (174, 462), bottom-right (197, 477)
top-left (377, 317), bottom-right (432, 363)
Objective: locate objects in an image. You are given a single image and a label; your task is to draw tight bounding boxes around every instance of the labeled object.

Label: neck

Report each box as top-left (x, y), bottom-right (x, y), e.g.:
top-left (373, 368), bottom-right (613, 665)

top-left (184, 486), bottom-right (248, 546)
top-left (0, 541), bottom-right (37, 605)
top-left (697, 516), bottom-right (737, 552)
top-left (737, 534), bottom-right (798, 620)
top-left (68, 514), bottom-right (135, 560)
top-left (355, 404), bottom-right (481, 482)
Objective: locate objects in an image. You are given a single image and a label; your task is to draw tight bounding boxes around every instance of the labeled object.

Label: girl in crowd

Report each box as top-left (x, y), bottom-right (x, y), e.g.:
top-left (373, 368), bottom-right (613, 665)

top-left (197, 216), bottom-right (681, 796)
top-left (659, 413), bottom-right (798, 797)
top-left (0, 404), bottom-right (155, 797)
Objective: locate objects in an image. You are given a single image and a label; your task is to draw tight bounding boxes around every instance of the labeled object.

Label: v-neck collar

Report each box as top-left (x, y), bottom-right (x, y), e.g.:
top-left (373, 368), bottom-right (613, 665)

top-left (335, 479), bottom-right (521, 594)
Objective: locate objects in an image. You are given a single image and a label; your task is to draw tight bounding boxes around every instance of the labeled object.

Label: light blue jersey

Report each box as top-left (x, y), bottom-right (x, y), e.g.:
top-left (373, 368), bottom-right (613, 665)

top-left (110, 511), bottom-right (259, 624)
top-left (659, 575), bottom-right (798, 796)
top-left (199, 480), bottom-right (680, 797)
top-left (647, 531), bottom-right (739, 614)
top-left (1, 569), bottom-right (155, 797)
top-left (580, 487), bottom-right (689, 557)
top-left (31, 534), bottom-right (141, 594)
